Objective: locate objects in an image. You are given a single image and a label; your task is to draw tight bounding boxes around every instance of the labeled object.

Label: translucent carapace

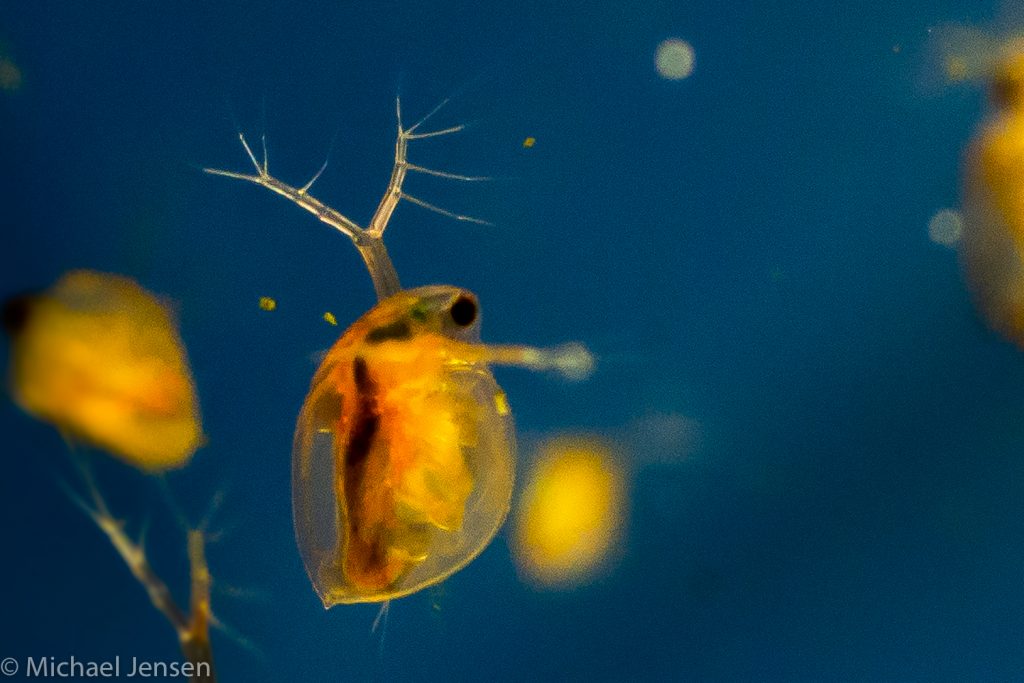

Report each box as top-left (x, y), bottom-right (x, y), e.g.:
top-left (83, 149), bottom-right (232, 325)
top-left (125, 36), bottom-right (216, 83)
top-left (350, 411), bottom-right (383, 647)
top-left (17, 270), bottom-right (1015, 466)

top-left (293, 286), bottom-right (517, 604)
top-left (207, 100), bottom-right (593, 605)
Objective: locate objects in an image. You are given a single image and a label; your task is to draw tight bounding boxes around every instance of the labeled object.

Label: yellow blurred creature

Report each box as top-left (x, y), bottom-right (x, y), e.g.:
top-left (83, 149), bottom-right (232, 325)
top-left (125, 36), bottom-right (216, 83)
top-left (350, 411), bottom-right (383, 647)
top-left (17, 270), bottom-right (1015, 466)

top-left (5, 270), bottom-right (203, 471)
top-left (960, 37), bottom-right (1024, 346)
top-left (943, 31), bottom-right (1024, 347)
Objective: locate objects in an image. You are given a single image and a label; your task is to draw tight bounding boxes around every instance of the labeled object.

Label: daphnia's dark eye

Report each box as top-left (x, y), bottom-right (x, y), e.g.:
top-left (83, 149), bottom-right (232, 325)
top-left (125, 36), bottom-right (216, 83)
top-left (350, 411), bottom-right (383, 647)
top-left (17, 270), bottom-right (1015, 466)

top-left (449, 295), bottom-right (477, 327)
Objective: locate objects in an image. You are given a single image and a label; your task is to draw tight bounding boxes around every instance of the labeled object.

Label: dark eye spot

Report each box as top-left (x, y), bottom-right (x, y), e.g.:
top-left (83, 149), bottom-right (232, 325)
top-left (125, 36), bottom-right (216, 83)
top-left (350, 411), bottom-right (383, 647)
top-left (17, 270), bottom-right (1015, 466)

top-left (2, 295), bottom-right (33, 336)
top-left (449, 295), bottom-right (477, 327)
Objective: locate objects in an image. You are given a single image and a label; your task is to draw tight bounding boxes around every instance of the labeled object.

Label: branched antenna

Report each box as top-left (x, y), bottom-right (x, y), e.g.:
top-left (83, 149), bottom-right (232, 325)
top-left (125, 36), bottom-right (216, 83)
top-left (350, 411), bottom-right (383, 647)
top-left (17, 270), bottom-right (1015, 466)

top-left (62, 460), bottom-right (217, 682)
top-left (204, 97), bottom-right (491, 299)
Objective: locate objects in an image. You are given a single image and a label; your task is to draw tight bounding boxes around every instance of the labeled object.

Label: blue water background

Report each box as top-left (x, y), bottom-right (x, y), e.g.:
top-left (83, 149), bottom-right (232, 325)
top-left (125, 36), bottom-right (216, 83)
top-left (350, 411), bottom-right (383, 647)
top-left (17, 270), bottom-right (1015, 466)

top-left (2, 1), bottom-right (1023, 680)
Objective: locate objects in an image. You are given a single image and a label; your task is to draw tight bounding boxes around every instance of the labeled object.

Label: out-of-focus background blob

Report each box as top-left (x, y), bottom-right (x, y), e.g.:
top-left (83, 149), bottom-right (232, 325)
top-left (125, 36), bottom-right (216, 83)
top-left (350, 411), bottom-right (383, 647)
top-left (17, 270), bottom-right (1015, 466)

top-left (928, 208), bottom-right (963, 247)
top-left (625, 412), bottom-right (702, 465)
top-left (922, 23), bottom-right (1001, 90)
top-left (655, 38), bottom-right (695, 80)
top-left (0, 41), bottom-right (21, 92)
top-left (956, 35), bottom-right (1024, 347)
top-left (513, 435), bottom-right (627, 590)
top-left (0, 56), bottom-right (21, 92)
top-left (4, 270), bottom-right (203, 471)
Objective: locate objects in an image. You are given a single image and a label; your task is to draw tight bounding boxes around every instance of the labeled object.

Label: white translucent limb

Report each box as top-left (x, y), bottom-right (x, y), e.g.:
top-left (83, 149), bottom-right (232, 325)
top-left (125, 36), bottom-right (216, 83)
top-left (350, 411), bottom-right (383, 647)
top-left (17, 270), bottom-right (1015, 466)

top-left (60, 460), bottom-right (190, 637)
top-left (204, 134), bottom-right (363, 242)
top-left (405, 125), bottom-right (465, 140)
top-left (372, 599), bottom-right (391, 661)
top-left (372, 599), bottom-right (391, 633)
top-left (260, 133), bottom-right (268, 178)
top-left (479, 342), bottom-right (596, 381)
top-left (156, 474), bottom-right (193, 534)
top-left (197, 489), bottom-right (226, 538)
top-left (209, 612), bottom-right (264, 660)
top-left (401, 192), bottom-right (492, 225)
top-left (298, 156), bottom-right (330, 195)
top-left (405, 97), bottom-right (449, 134)
top-left (406, 163), bottom-right (489, 182)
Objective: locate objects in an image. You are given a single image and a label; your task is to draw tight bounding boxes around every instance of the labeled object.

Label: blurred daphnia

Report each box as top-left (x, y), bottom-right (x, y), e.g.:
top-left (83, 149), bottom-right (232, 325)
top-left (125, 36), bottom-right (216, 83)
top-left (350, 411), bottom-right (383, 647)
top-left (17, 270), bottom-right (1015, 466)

top-left (4, 271), bottom-right (215, 680)
top-left (206, 100), bottom-right (593, 605)
top-left (5, 270), bottom-right (204, 470)
top-left (955, 36), bottom-right (1024, 346)
top-left (934, 28), bottom-right (1024, 347)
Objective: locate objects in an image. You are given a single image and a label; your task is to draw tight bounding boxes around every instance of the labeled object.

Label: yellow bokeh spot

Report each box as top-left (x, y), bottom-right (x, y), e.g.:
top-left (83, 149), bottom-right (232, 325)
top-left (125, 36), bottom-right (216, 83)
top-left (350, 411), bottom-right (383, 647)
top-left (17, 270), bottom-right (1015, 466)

top-left (258, 296), bottom-right (277, 311)
top-left (655, 38), bottom-right (695, 80)
top-left (513, 436), bottom-right (626, 589)
top-left (323, 311), bottom-right (337, 326)
top-left (522, 137), bottom-right (536, 148)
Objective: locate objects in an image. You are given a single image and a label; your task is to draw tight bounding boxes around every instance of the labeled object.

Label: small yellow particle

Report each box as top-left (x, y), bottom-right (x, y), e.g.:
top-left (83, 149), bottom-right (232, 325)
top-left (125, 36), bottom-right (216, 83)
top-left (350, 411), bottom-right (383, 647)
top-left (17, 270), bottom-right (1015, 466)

top-left (258, 296), bottom-right (276, 311)
top-left (523, 137), bottom-right (536, 148)
top-left (323, 312), bottom-right (337, 326)
top-left (494, 390), bottom-right (510, 416)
